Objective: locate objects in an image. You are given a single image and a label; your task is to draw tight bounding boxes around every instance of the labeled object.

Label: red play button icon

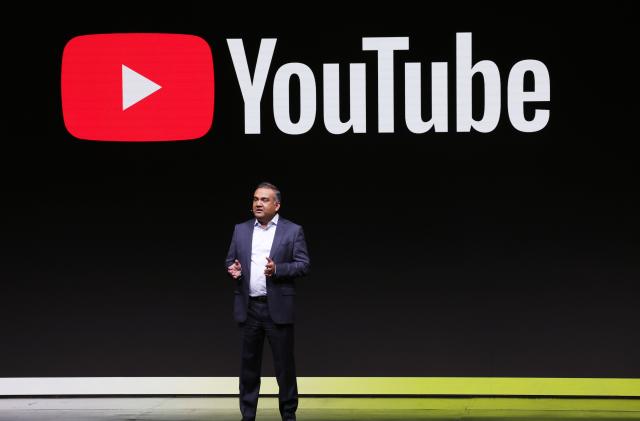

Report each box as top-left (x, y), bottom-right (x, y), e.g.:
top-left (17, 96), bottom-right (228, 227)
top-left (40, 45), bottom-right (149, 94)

top-left (61, 33), bottom-right (214, 141)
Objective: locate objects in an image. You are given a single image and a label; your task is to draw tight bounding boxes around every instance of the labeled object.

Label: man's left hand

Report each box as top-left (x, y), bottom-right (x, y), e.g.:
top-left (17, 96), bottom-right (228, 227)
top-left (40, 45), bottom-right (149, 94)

top-left (265, 257), bottom-right (276, 277)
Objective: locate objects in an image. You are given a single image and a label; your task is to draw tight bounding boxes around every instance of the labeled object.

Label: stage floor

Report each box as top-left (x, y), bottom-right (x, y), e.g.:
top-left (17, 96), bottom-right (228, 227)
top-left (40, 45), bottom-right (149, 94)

top-left (1, 397), bottom-right (639, 420)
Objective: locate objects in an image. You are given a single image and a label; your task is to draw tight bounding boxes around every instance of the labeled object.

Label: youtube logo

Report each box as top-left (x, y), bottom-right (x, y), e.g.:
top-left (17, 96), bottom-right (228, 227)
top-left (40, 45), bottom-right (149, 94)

top-left (61, 34), bottom-right (214, 141)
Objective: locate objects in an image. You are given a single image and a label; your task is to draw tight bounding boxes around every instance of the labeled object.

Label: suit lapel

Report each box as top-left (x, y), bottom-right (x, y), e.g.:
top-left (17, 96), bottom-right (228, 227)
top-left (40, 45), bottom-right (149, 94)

top-left (242, 219), bottom-right (254, 277)
top-left (269, 217), bottom-right (287, 258)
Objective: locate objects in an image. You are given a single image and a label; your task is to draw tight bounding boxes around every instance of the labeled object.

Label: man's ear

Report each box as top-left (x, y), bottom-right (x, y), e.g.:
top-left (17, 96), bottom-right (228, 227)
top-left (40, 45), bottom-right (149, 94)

top-left (275, 202), bottom-right (281, 212)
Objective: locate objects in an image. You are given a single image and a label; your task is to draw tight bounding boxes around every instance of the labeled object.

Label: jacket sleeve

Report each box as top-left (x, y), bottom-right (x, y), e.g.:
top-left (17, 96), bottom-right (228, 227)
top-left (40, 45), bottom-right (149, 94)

top-left (224, 224), bottom-right (240, 275)
top-left (274, 226), bottom-right (311, 279)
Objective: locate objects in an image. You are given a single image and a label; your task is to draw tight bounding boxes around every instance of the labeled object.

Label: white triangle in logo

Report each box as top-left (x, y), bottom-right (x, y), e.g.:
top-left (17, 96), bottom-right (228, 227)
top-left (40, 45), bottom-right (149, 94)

top-left (122, 64), bottom-right (162, 111)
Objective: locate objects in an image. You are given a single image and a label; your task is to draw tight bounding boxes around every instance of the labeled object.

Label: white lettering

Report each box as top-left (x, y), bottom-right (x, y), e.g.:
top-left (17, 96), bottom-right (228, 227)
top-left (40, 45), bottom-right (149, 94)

top-left (405, 62), bottom-right (448, 133)
top-left (456, 32), bottom-right (501, 133)
top-left (273, 63), bottom-right (317, 135)
top-left (362, 37), bottom-right (410, 133)
top-left (227, 38), bottom-right (277, 134)
top-left (508, 60), bottom-right (551, 132)
top-left (323, 63), bottom-right (366, 134)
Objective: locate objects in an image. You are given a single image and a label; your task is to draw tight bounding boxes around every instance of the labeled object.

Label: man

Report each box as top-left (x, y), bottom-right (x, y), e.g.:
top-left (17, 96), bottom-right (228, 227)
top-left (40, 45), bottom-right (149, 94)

top-left (225, 182), bottom-right (311, 421)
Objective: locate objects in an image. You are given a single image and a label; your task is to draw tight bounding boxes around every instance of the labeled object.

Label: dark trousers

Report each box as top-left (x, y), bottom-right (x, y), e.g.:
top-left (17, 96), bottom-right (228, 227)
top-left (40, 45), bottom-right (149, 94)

top-left (239, 298), bottom-right (298, 421)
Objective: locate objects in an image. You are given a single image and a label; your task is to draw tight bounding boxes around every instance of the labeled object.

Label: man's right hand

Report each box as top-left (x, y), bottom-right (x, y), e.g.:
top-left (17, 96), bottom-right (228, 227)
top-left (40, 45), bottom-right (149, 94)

top-left (227, 259), bottom-right (242, 279)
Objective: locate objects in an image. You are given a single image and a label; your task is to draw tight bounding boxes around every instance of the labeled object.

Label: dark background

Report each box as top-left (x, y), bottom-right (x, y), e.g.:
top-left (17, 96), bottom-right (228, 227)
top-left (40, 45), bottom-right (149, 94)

top-left (1, 5), bottom-right (638, 377)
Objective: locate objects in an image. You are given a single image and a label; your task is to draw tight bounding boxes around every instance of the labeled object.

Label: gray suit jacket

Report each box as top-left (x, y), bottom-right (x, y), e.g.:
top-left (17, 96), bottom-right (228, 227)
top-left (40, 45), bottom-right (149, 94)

top-left (225, 217), bottom-right (311, 324)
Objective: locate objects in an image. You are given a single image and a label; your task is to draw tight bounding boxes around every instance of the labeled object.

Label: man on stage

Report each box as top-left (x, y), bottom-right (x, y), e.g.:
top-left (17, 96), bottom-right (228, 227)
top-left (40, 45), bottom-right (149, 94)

top-left (225, 182), bottom-right (311, 421)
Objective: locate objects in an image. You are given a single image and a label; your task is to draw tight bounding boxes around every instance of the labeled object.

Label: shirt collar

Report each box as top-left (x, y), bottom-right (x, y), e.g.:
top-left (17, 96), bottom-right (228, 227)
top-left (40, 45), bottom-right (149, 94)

top-left (254, 213), bottom-right (279, 227)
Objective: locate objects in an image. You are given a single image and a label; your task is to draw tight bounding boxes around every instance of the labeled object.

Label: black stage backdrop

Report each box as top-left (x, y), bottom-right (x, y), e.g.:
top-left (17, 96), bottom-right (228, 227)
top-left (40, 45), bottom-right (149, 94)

top-left (1, 4), bottom-right (638, 377)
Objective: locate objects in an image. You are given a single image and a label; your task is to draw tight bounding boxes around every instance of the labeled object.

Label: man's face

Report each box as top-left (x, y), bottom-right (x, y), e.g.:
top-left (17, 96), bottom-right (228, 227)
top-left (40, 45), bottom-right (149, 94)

top-left (252, 187), bottom-right (280, 222)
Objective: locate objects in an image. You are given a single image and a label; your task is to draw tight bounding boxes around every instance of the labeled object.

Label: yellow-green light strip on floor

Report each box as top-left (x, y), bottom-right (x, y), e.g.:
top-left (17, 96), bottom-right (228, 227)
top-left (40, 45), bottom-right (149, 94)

top-left (1, 377), bottom-right (639, 397)
top-left (248, 397), bottom-right (640, 412)
top-left (294, 377), bottom-right (640, 397)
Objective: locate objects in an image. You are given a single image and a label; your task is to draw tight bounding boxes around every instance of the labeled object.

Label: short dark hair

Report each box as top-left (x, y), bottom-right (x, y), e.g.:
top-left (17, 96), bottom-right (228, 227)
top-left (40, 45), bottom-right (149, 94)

top-left (256, 182), bottom-right (281, 203)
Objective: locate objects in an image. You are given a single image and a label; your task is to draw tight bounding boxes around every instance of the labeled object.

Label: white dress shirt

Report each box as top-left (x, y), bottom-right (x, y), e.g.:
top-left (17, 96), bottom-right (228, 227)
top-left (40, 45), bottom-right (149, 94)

top-left (249, 213), bottom-right (279, 297)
